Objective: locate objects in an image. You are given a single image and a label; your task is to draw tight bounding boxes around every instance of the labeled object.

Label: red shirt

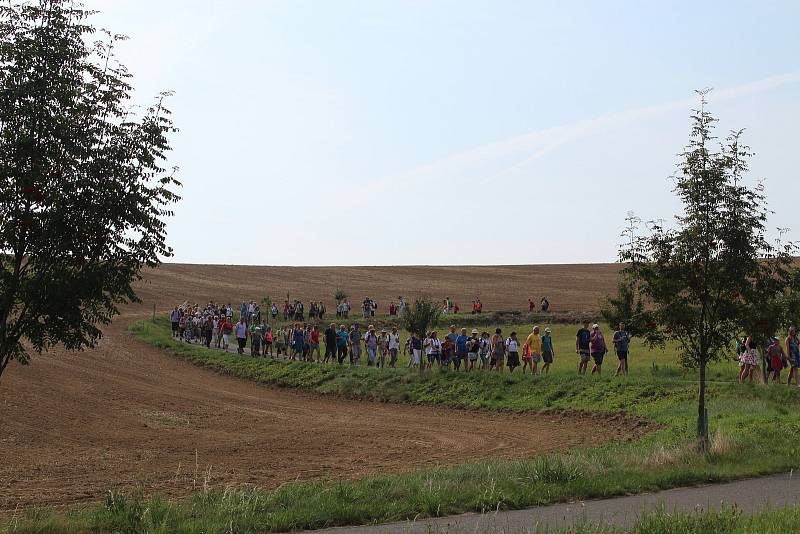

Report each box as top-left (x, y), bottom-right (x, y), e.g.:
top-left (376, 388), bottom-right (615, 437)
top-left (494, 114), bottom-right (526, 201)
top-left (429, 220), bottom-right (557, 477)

top-left (310, 330), bottom-right (320, 343)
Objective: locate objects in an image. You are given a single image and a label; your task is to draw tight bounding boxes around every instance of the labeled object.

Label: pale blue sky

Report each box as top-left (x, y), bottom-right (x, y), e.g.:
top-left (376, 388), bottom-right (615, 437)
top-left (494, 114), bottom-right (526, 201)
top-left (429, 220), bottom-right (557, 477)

top-left (87, 0), bottom-right (800, 265)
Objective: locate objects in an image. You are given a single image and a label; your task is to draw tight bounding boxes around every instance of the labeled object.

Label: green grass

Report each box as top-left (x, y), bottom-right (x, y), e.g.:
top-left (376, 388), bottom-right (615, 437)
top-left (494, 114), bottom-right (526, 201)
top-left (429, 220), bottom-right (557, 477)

top-left (554, 505), bottom-right (800, 533)
top-left (4, 316), bottom-right (800, 533)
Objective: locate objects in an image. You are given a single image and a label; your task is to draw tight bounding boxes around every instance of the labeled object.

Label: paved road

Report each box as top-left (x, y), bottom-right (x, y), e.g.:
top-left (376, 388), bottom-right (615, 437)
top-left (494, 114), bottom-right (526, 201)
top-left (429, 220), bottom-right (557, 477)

top-left (310, 472), bottom-right (800, 533)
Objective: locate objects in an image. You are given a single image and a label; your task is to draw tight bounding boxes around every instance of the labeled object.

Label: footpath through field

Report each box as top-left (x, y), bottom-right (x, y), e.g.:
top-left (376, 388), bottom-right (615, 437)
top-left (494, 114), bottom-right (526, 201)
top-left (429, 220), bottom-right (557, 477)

top-left (309, 472), bottom-right (800, 533)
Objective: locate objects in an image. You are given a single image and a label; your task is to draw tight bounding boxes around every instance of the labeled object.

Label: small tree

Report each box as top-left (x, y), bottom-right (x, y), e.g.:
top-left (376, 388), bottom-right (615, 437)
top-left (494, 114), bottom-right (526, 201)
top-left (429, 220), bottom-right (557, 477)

top-left (600, 277), bottom-right (647, 337)
top-left (400, 297), bottom-right (442, 373)
top-left (0, 2), bottom-right (180, 382)
top-left (334, 287), bottom-right (347, 303)
top-left (621, 92), bottom-right (797, 449)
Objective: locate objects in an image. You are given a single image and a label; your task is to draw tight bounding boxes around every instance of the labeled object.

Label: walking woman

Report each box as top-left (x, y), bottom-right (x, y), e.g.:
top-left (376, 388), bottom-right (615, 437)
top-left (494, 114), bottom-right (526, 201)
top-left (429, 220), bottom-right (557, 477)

top-left (589, 324), bottom-right (607, 375)
top-left (424, 331), bottom-right (441, 369)
top-left (490, 328), bottom-right (505, 371)
top-left (787, 327), bottom-right (800, 386)
top-left (738, 335), bottom-right (758, 383)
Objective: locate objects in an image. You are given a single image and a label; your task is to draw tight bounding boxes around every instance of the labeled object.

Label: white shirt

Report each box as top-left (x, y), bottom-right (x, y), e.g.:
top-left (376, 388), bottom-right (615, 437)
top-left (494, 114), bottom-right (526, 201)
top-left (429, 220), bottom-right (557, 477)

top-left (388, 333), bottom-right (401, 350)
top-left (425, 338), bottom-right (441, 354)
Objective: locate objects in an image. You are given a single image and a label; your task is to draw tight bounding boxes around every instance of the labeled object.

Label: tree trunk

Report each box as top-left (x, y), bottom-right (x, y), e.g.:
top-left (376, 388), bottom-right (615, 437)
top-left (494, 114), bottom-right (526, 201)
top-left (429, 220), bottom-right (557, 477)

top-left (697, 355), bottom-right (709, 451)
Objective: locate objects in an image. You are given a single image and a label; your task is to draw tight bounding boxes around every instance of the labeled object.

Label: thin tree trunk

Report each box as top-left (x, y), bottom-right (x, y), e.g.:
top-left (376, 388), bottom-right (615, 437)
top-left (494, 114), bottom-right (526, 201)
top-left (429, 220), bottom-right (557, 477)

top-left (697, 355), bottom-right (709, 451)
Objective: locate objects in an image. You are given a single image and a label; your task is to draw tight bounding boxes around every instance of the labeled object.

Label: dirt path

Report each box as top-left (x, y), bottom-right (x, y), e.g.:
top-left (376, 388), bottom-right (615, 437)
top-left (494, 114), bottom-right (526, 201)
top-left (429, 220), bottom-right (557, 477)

top-left (311, 473), bottom-right (800, 533)
top-left (0, 308), bottom-right (652, 512)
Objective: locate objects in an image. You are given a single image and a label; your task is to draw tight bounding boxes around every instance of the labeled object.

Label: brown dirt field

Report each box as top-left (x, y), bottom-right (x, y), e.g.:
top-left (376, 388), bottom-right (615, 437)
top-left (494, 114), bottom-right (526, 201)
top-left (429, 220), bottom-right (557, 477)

top-left (0, 263), bottom-right (636, 512)
top-left (134, 262), bottom-right (622, 314)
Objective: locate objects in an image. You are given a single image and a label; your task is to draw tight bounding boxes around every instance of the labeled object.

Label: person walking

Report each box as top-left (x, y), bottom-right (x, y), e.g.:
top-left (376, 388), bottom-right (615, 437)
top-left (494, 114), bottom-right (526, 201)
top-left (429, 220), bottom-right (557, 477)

top-left (466, 329), bottom-right (480, 372)
top-left (336, 324), bottom-right (349, 364)
top-left (364, 325), bottom-right (379, 366)
top-left (251, 326), bottom-right (262, 356)
top-left (324, 323), bottom-right (337, 363)
top-left (409, 333), bottom-right (422, 368)
top-left (767, 336), bottom-right (787, 383)
top-left (309, 325), bottom-right (321, 362)
top-left (786, 327), bottom-right (800, 387)
top-left (235, 317), bottom-right (248, 355)
top-left (203, 316), bottom-right (213, 348)
top-left (490, 328), bottom-right (505, 371)
top-left (506, 331), bottom-right (521, 372)
top-left (523, 325), bottom-right (543, 376)
top-left (170, 307), bottom-right (181, 337)
top-left (424, 331), bottom-right (441, 369)
top-left (541, 327), bottom-right (554, 374)
top-left (576, 321), bottom-right (591, 375)
top-left (738, 335), bottom-right (758, 383)
top-left (377, 328), bottom-right (390, 368)
top-left (292, 324), bottom-right (305, 360)
top-left (349, 324), bottom-right (362, 365)
top-left (387, 327), bottom-right (401, 368)
top-left (612, 323), bottom-right (631, 376)
top-left (589, 324), bottom-right (607, 375)
top-left (479, 331), bottom-right (491, 369)
top-left (220, 316), bottom-right (233, 352)
top-left (455, 328), bottom-right (469, 371)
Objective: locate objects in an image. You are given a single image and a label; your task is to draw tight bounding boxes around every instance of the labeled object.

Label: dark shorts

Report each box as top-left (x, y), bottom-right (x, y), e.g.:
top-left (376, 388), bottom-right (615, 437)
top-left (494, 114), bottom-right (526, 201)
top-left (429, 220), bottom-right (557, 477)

top-left (617, 351), bottom-right (628, 360)
top-left (171, 321), bottom-right (179, 332)
top-left (507, 352), bottom-right (520, 368)
top-left (428, 353), bottom-right (440, 364)
top-left (592, 352), bottom-right (605, 365)
top-left (457, 350), bottom-right (467, 360)
top-left (579, 351), bottom-right (590, 363)
top-left (543, 351), bottom-right (553, 364)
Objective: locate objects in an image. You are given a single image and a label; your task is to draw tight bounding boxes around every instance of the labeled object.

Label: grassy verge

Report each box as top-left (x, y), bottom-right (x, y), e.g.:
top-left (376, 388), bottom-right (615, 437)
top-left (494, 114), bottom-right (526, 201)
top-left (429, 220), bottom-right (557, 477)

top-left (4, 317), bottom-right (800, 533)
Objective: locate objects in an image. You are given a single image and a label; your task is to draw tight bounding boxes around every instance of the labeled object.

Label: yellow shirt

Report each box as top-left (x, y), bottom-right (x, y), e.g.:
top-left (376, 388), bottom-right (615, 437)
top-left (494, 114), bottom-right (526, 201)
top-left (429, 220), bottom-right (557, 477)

top-left (524, 333), bottom-right (542, 353)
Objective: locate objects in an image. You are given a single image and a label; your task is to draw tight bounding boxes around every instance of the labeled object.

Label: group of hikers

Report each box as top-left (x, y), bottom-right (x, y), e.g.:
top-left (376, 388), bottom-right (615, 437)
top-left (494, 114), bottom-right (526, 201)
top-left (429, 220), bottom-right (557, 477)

top-left (737, 328), bottom-right (800, 386)
top-left (169, 301), bottom-right (632, 377)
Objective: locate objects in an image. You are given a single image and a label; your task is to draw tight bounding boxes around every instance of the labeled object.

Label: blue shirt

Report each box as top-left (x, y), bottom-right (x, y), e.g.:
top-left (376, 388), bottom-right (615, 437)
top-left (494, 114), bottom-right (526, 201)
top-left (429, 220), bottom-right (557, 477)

top-left (456, 334), bottom-right (469, 353)
top-left (542, 335), bottom-right (553, 353)
top-left (613, 330), bottom-right (630, 352)
top-left (336, 330), bottom-right (349, 347)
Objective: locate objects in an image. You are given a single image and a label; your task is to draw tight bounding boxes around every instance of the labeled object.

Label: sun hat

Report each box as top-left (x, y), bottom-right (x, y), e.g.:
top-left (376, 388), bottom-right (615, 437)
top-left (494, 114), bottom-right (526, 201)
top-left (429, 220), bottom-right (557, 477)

top-left (472, 329), bottom-right (479, 334)
top-left (545, 327), bottom-right (552, 333)
top-left (592, 323), bottom-right (600, 329)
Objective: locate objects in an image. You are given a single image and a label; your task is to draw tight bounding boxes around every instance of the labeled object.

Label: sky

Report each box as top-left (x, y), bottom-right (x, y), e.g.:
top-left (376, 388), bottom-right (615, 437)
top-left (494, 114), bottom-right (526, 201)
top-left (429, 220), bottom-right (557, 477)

top-left (85, 0), bottom-right (800, 266)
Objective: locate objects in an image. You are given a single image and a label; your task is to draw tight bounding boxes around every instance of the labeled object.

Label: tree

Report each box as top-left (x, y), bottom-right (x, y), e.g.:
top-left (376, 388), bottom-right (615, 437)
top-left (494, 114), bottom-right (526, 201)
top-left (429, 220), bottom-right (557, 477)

top-left (334, 287), bottom-right (347, 303)
top-left (600, 277), bottom-right (647, 338)
top-left (620, 91), bottom-right (797, 449)
top-left (0, 1), bottom-right (180, 382)
top-left (400, 296), bottom-right (441, 374)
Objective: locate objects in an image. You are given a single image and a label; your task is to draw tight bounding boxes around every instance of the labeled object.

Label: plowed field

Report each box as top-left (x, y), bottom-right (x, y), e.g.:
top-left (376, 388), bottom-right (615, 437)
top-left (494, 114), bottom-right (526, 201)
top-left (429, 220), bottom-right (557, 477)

top-left (0, 263), bottom-right (631, 511)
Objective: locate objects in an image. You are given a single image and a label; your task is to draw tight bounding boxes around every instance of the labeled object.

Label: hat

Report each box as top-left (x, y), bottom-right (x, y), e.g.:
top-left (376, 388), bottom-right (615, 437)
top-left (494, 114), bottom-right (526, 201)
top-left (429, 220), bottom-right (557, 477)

top-left (545, 327), bottom-right (552, 333)
top-left (592, 323), bottom-right (599, 329)
top-left (381, 328), bottom-right (387, 333)
top-left (472, 329), bottom-right (479, 334)
top-left (368, 324), bottom-right (374, 330)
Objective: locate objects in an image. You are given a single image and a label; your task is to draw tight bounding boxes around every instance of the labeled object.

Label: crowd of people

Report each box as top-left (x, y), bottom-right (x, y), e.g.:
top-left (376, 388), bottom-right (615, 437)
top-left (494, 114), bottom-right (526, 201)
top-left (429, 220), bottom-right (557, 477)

top-left (168, 301), bottom-right (634, 377)
top-left (737, 329), bottom-right (800, 386)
